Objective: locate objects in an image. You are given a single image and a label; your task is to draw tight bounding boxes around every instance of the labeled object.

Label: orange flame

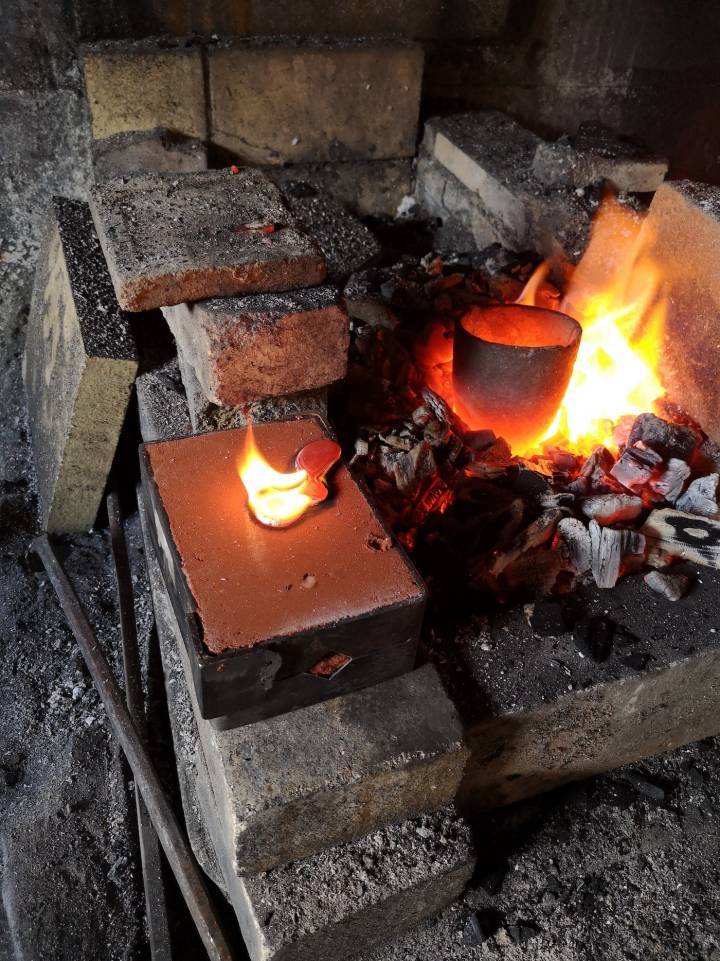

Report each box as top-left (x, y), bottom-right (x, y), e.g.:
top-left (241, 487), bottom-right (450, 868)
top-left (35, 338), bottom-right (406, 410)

top-left (525, 196), bottom-right (667, 456)
top-left (238, 424), bottom-right (313, 528)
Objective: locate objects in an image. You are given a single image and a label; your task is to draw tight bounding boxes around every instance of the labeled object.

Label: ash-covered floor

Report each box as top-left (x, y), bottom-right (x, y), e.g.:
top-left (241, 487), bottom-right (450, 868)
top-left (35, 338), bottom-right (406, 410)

top-left (2, 248), bottom-right (720, 961)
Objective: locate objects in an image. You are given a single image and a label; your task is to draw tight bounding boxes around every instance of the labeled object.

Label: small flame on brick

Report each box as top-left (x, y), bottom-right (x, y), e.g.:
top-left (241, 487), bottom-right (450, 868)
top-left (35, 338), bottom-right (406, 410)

top-left (238, 424), bottom-right (341, 528)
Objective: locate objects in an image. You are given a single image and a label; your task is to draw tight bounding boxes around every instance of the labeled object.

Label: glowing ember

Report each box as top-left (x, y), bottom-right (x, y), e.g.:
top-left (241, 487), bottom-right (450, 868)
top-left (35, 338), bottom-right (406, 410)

top-left (532, 196), bottom-right (666, 455)
top-left (238, 424), bottom-right (341, 528)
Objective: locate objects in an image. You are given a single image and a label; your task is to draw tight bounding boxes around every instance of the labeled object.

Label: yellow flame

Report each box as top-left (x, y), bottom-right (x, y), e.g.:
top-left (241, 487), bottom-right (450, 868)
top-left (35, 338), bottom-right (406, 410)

top-left (527, 197), bottom-right (666, 456)
top-left (238, 423), bottom-right (313, 528)
top-left (515, 261), bottom-right (551, 306)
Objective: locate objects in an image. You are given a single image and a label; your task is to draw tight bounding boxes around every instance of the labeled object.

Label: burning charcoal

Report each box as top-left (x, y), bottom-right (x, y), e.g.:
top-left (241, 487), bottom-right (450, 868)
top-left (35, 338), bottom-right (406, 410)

top-left (649, 458), bottom-right (691, 503)
top-left (641, 508), bottom-right (720, 569)
top-left (539, 491), bottom-right (575, 510)
top-left (492, 508), bottom-right (564, 576)
top-left (567, 445), bottom-right (615, 496)
top-left (349, 438), bottom-right (369, 464)
top-left (675, 474), bottom-right (719, 517)
top-left (464, 429), bottom-right (497, 452)
top-left (646, 543), bottom-right (675, 569)
top-left (513, 465), bottom-right (551, 498)
top-left (554, 517), bottom-right (592, 574)
top-left (610, 443), bottom-right (663, 493)
top-left (393, 442), bottom-right (436, 494)
top-left (696, 438), bottom-right (720, 474)
top-left (584, 616), bottom-right (615, 662)
top-left (589, 520), bottom-right (625, 589)
top-left (380, 433), bottom-right (414, 451)
top-left (644, 570), bottom-right (690, 602)
top-left (501, 546), bottom-right (565, 597)
top-left (580, 493), bottom-right (642, 525)
top-left (411, 405), bottom-right (433, 429)
top-left (422, 417), bottom-right (452, 448)
top-left (627, 413), bottom-right (698, 461)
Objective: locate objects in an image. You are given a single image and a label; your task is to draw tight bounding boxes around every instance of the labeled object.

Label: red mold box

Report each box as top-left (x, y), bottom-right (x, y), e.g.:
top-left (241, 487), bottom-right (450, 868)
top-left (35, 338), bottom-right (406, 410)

top-left (140, 417), bottom-right (427, 728)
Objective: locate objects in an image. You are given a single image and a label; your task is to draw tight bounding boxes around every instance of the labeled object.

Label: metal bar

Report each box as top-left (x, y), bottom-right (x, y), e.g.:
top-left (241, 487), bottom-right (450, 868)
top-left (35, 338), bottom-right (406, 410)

top-left (32, 533), bottom-right (235, 961)
top-left (107, 492), bottom-right (173, 961)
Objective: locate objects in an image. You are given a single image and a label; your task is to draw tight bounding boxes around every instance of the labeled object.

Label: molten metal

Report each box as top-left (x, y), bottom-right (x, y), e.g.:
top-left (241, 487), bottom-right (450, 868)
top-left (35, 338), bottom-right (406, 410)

top-left (238, 424), bottom-right (341, 528)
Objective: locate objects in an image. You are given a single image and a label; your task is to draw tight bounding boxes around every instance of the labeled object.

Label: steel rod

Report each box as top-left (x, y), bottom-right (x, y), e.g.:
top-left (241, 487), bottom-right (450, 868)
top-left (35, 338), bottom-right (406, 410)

top-left (107, 492), bottom-right (173, 961)
top-left (32, 533), bottom-right (234, 961)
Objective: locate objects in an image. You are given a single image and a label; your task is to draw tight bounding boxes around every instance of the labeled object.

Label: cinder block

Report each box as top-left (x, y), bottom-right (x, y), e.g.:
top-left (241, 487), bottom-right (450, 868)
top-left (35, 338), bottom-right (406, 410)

top-left (140, 500), bottom-right (468, 875)
top-left (135, 358), bottom-right (193, 443)
top-left (283, 186), bottom-right (380, 284)
top-left (266, 159), bottom-right (413, 218)
top-left (89, 169), bottom-right (326, 311)
top-left (641, 180), bottom-right (720, 444)
top-left (92, 128), bottom-right (208, 180)
top-left (414, 153), bottom-right (500, 252)
top-left (162, 286), bottom-right (348, 406)
top-left (135, 355), bottom-right (328, 440)
top-left (152, 569), bottom-right (475, 961)
top-left (23, 198), bottom-right (138, 532)
top-left (419, 112), bottom-right (592, 263)
top-left (208, 40), bottom-right (423, 165)
top-left (532, 130), bottom-right (667, 193)
top-left (82, 42), bottom-right (206, 141)
top-left (436, 567), bottom-right (720, 811)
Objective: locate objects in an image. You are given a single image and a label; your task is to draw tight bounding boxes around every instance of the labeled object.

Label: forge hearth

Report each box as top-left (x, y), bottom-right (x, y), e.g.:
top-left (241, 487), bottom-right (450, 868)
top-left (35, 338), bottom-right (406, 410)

top-left (140, 416), bottom-right (426, 726)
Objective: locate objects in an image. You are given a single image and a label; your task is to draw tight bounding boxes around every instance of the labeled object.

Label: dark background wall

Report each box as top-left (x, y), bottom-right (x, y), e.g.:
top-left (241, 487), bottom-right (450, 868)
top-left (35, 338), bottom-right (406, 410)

top-left (2, 0), bottom-right (720, 328)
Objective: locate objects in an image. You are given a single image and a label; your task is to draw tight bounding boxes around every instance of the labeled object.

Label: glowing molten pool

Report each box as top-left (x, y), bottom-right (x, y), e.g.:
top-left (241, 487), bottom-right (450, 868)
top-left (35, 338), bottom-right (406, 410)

top-left (238, 423), bottom-right (341, 528)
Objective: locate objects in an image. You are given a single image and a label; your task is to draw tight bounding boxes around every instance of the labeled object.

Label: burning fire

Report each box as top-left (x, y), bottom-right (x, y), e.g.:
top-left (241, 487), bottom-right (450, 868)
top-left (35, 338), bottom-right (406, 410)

top-left (532, 196), bottom-right (666, 455)
top-left (238, 423), bottom-right (340, 528)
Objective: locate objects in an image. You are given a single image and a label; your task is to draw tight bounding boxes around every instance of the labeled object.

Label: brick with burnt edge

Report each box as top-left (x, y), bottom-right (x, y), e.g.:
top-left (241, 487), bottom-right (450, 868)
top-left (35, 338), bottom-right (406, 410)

top-left (89, 169), bottom-right (327, 312)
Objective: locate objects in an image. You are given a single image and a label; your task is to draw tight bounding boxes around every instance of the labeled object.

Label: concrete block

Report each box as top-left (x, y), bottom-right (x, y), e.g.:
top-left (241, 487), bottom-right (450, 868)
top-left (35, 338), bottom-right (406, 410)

top-left (641, 180), bottom-right (720, 444)
top-left (419, 112), bottom-right (593, 263)
top-left (283, 185), bottom-right (380, 284)
top-left (82, 42), bottom-right (206, 141)
top-left (414, 153), bottom-right (500, 252)
top-left (92, 128), bottom-right (208, 181)
top-left (141, 502), bottom-right (468, 875)
top-left (425, 111), bottom-right (541, 245)
top-left (430, 566), bottom-right (720, 811)
top-left (89, 169), bottom-right (326, 311)
top-left (153, 581), bottom-right (474, 961)
top-left (532, 129), bottom-right (668, 193)
top-left (135, 354), bottom-right (328, 439)
top-left (162, 286), bottom-right (348, 406)
top-left (22, 198), bottom-right (138, 532)
top-left (135, 358), bottom-right (193, 443)
top-left (208, 40), bottom-right (423, 165)
top-left (265, 159), bottom-right (413, 218)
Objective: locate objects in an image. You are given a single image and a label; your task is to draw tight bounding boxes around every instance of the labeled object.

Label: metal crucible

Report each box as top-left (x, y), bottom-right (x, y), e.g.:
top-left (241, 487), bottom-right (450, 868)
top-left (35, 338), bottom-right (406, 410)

top-left (453, 303), bottom-right (582, 452)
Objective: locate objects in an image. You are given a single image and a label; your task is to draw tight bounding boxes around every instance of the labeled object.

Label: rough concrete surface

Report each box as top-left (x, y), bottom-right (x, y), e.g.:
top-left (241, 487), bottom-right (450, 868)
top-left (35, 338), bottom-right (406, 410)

top-left (208, 39), bottom-right (423, 165)
top-left (89, 169), bottom-right (327, 311)
top-left (162, 286), bottom-right (349, 406)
